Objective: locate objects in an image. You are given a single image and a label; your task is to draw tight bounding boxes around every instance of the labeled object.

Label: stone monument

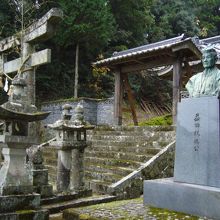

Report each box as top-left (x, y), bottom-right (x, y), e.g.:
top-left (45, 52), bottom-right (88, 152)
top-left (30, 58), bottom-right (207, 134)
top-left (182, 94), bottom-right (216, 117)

top-left (144, 46), bottom-right (220, 219)
top-left (48, 103), bottom-right (94, 193)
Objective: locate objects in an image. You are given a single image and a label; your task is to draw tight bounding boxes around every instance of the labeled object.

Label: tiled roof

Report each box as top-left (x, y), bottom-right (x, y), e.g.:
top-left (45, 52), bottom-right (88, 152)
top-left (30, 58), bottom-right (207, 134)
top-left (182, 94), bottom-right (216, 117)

top-left (94, 34), bottom-right (189, 66)
top-left (112, 34), bottom-right (185, 57)
top-left (94, 34), bottom-right (220, 67)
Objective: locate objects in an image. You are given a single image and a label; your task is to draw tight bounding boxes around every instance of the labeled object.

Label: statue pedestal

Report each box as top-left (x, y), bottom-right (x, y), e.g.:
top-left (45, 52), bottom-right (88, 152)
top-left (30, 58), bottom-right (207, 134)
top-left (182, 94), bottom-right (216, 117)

top-left (144, 96), bottom-right (220, 219)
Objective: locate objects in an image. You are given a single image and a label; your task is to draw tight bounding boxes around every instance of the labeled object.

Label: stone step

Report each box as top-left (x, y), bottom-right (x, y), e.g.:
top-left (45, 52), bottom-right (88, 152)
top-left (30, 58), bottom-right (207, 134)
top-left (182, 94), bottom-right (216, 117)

top-left (91, 134), bottom-right (152, 142)
top-left (90, 139), bottom-right (171, 148)
top-left (92, 130), bottom-right (165, 136)
top-left (84, 150), bottom-right (153, 162)
top-left (43, 195), bottom-right (116, 214)
top-left (91, 131), bottom-right (174, 142)
top-left (85, 171), bottom-right (122, 183)
top-left (86, 145), bottom-right (162, 155)
top-left (92, 125), bottom-right (173, 132)
top-left (84, 157), bottom-right (142, 169)
top-left (84, 164), bottom-right (134, 177)
top-left (41, 190), bottom-right (92, 205)
top-left (88, 180), bottom-right (111, 194)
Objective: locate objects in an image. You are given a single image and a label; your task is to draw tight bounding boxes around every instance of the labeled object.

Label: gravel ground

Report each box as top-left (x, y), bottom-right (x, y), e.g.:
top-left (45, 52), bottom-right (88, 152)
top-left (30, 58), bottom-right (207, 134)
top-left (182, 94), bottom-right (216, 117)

top-left (60, 197), bottom-right (213, 220)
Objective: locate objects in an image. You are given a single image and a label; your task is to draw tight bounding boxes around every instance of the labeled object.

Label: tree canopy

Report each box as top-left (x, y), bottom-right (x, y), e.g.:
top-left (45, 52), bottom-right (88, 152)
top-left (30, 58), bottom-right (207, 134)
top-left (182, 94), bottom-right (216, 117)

top-left (0, 0), bottom-right (220, 103)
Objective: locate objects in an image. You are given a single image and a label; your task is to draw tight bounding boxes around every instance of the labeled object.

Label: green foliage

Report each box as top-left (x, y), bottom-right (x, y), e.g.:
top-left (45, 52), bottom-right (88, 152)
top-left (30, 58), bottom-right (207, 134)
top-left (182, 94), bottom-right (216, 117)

top-left (0, 0), bottom-right (17, 38)
top-left (193, 0), bottom-right (220, 37)
top-left (56, 0), bottom-right (115, 49)
top-left (148, 0), bottom-right (200, 42)
top-left (109, 0), bottom-right (154, 50)
top-left (1, 1), bottom-right (220, 103)
top-left (139, 114), bottom-right (172, 126)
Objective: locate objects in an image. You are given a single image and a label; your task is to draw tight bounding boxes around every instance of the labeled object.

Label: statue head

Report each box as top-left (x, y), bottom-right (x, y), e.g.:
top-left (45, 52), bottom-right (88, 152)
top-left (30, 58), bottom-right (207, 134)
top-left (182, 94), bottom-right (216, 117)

top-left (202, 45), bottom-right (218, 69)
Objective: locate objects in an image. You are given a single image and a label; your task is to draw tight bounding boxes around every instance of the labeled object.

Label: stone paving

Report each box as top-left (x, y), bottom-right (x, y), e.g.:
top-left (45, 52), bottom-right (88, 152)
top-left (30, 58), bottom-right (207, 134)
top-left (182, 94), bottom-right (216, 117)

top-left (60, 197), bottom-right (213, 220)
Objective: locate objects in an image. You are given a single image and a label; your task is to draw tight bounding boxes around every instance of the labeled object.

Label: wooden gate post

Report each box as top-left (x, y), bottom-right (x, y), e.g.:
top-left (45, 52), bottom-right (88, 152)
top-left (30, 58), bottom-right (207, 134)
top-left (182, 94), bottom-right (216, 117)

top-left (172, 59), bottom-right (182, 125)
top-left (114, 68), bottom-right (123, 125)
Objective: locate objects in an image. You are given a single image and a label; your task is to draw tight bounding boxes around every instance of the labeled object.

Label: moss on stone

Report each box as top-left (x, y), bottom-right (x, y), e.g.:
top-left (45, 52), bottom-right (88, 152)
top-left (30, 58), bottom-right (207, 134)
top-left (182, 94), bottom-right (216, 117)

top-left (66, 198), bottom-right (206, 219)
top-left (148, 207), bottom-right (200, 219)
top-left (41, 97), bottom-right (104, 105)
top-left (16, 210), bottom-right (35, 214)
top-left (79, 213), bottom-right (99, 220)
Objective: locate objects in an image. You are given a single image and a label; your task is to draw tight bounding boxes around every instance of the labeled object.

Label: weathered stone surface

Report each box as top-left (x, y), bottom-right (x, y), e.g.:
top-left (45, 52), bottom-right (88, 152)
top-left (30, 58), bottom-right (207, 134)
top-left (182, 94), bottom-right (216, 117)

top-left (27, 145), bottom-right (53, 198)
top-left (34, 185), bottom-right (53, 198)
top-left (4, 49), bottom-right (51, 74)
top-left (108, 141), bottom-right (175, 199)
top-left (0, 147), bottom-right (33, 195)
top-left (85, 126), bottom-right (175, 196)
top-left (174, 96), bottom-right (220, 187)
top-left (43, 126), bottom-right (174, 196)
top-left (33, 169), bottom-right (48, 185)
top-left (49, 104), bottom-right (92, 193)
top-left (0, 194), bottom-right (40, 213)
top-left (70, 149), bottom-right (85, 191)
top-left (144, 178), bottom-right (220, 219)
top-left (43, 194), bottom-right (115, 214)
top-left (24, 8), bottom-right (63, 43)
top-left (57, 150), bottom-right (71, 192)
top-left (0, 209), bottom-right (49, 220)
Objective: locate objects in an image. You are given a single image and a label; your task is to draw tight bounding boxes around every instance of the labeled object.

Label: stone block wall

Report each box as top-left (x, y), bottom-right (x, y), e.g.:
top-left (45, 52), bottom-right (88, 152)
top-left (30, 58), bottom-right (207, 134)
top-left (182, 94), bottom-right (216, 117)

top-left (97, 99), bottom-right (114, 125)
top-left (41, 98), bottom-right (114, 126)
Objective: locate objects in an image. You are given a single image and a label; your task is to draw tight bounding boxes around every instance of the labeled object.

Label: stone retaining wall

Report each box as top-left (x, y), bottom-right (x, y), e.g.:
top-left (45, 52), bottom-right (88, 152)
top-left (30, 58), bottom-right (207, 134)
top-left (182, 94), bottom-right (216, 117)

top-left (41, 98), bottom-right (114, 126)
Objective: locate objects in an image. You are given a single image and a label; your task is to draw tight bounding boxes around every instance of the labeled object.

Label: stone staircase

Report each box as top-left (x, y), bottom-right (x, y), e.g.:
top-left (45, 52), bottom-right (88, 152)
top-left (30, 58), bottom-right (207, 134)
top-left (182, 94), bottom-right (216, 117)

top-left (84, 126), bottom-right (175, 194)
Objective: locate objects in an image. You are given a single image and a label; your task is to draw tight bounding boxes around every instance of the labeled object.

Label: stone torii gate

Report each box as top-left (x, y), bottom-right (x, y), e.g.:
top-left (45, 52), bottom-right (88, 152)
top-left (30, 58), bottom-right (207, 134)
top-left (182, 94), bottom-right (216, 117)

top-left (0, 8), bottom-right (63, 105)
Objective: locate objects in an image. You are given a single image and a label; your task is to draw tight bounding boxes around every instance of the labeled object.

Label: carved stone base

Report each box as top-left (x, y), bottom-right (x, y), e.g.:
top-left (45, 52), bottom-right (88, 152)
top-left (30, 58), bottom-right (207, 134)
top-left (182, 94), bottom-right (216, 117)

top-left (0, 147), bottom-right (33, 195)
top-left (0, 193), bottom-right (49, 220)
top-left (0, 209), bottom-right (49, 220)
top-left (0, 185), bottom-right (33, 196)
top-left (34, 185), bottom-right (53, 198)
top-left (0, 193), bottom-right (40, 213)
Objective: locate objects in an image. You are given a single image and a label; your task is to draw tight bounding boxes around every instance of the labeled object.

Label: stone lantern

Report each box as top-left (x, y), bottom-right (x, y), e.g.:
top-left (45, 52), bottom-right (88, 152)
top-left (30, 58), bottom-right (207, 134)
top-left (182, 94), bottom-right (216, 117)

top-left (0, 77), bottom-right (50, 219)
top-left (49, 103), bottom-right (94, 193)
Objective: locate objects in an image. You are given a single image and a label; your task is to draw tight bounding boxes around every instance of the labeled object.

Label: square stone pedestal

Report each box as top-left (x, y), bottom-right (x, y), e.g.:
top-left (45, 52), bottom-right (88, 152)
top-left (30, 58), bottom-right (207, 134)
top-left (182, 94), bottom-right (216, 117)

top-left (0, 193), bottom-right (49, 220)
top-left (144, 178), bottom-right (220, 219)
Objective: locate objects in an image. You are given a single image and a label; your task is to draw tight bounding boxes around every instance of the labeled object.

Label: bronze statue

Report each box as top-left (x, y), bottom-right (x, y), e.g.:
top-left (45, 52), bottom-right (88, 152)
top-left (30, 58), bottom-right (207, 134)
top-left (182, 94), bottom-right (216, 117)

top-left (186, 45), bottom-right (220, 97)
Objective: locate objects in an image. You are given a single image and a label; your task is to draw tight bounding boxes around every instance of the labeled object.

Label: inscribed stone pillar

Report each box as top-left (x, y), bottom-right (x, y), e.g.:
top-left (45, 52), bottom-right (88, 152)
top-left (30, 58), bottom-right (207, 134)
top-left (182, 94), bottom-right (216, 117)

top-left (174, 96), bottom-right (220, 187)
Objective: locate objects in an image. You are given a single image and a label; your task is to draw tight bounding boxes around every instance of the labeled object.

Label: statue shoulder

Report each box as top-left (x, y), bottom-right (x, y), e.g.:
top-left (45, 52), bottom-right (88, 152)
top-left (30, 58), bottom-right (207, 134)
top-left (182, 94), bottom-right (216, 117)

top-left (216, 67), bottom-right (220, 74)
top-left (190, 72), bottom-right (203, 81)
